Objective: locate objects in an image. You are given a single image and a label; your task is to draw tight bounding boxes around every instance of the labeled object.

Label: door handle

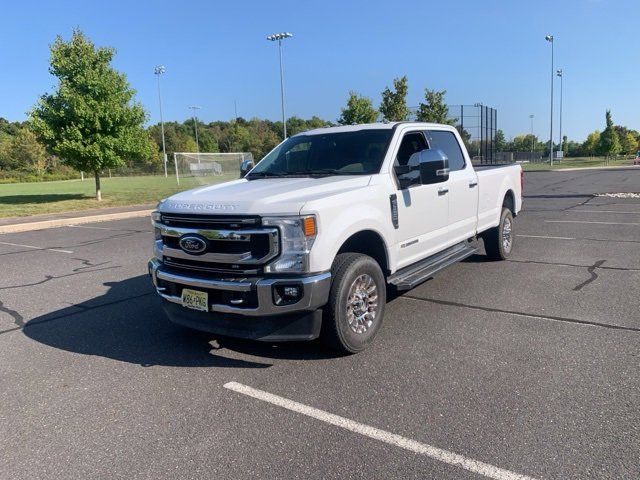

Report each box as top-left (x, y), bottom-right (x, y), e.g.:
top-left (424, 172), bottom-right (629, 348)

top-left (438, 187), bottom-right (449, 196)
top-left (468, 181), bottom-right (478, 188)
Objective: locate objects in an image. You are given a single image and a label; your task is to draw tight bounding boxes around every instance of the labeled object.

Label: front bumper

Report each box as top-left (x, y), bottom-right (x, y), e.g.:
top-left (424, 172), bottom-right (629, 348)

top-left (148, 258), bottom-right (331, 341)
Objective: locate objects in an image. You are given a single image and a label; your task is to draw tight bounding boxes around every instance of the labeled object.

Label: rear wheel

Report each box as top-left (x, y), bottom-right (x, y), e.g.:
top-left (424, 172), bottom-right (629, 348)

top-left (321, 253), bottom-right (386, 354)
top-left (483, 207), bottom-right (514, 260)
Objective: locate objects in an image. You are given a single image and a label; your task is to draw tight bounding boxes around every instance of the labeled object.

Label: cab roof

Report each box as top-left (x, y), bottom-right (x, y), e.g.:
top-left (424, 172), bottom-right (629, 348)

top-left (298, 122), bottom-right (457, 137)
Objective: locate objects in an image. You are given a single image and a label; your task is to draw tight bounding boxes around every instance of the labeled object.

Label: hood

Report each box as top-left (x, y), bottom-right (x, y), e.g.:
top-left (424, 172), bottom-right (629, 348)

top-left (158, 176), bottom-right (372, 215)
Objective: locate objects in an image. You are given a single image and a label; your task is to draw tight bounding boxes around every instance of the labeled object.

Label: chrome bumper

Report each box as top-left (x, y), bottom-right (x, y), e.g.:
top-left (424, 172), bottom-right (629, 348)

top-left (148, 258), bottom-right (331, 317)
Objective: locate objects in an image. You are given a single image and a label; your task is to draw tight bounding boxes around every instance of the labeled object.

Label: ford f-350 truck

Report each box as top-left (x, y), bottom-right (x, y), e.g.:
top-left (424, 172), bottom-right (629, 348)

top-left (149, 122), bottom-right (522, 353)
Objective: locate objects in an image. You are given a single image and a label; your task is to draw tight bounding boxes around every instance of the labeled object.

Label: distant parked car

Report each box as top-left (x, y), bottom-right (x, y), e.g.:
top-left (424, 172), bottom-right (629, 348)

top-left (634, 151), bottom-right (640, 166)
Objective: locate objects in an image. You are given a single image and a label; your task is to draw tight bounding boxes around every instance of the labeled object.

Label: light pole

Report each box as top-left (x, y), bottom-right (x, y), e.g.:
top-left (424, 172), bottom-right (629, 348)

top-left (557, 68), bottom-right (563, 159)
top-left (530, 114), bottom-right (535, 161)
top-left (154, 65), bottom-right (168, 177)
top-left (545, 35), bottom-right (554, 165)
top-left (188, 105), bottom-right (201, 159)
top-left (266, 32), bottom-right (293, 140)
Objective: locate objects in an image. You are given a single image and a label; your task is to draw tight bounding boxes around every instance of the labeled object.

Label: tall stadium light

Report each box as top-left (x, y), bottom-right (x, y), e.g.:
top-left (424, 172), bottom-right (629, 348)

top-left (154, 65), bottom-right (168, 177)
top-left (545, 35), bottom-right (554, 165)
top-left (530, 114), bottom-right (535, 161)
top-left (188, 105), bottom-right (201, 160)
top-left (266, 32), bottom-right (293, 140)
top-left (557, 68), bottom-right (563, 159)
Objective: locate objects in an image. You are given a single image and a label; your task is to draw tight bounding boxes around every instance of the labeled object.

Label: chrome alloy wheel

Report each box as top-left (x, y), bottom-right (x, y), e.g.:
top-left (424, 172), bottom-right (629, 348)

top-left (502, 216), bottom-right (513, 252)
top-left (346, 274), bottom-right (379, 334)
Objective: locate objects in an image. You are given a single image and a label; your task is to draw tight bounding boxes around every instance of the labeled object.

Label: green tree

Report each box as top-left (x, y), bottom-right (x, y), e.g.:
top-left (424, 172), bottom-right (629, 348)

top-left (582, 130), bottom-right (600, 156)
top-left (494, 130), bottom-right (506, 152)
top-left (31, 30), bottom-right (152, 200)
top-left (338, 92), bottom-right (378, 125)
top-left (597, 110), bottom-right (621, 157)
top-left (9, 128), bottom-right (49, 174)
top-left (379, 76), bottom-right (409, 121)
top-left (415, 89), bottom-right (456, 124)
top-left (621, 131), bottom-right (638, 155)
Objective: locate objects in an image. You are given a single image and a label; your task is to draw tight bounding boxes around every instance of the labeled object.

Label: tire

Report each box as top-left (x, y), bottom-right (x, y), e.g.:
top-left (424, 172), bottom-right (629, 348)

top-left (321, 253), bottom-right (386, 354)
top-left (483, 207), bottom-right (514, 260)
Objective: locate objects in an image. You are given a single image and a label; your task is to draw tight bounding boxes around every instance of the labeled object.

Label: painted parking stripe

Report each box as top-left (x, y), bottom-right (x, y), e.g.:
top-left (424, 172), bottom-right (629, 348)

top-left (224, 382), bottom-right (537, 480)
top-left (572, 210), bottom-right (640, 214)
top-left (545, 220), bottom-right (640, 226)
top-left (0, 241), bottom-right (73, 254)
top-left (518, 234), bottom-right (576, 240)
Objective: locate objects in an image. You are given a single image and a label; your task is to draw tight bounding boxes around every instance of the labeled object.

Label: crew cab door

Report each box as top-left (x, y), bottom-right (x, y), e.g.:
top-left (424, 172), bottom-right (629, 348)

top-left (393, 130), bottom-right (450, 270)
top-left (426, 129), bottom-right (479, 244)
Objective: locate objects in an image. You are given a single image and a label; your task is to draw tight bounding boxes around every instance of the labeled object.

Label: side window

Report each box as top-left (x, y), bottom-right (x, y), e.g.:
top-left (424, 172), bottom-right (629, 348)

top-left (396, 132), bottom-right (428, 166)
top-left (427, 130), bottom-right (465, 171)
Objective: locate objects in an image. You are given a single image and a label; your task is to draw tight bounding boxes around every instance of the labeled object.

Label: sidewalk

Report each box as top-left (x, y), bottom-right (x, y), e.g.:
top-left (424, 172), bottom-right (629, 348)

top-left (0, 203), bottom-right (155, 234)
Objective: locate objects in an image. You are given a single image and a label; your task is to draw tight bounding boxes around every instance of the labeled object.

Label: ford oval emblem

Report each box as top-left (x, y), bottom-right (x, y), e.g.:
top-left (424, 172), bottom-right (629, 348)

top-left (179, 235), bottom-right (208, 254)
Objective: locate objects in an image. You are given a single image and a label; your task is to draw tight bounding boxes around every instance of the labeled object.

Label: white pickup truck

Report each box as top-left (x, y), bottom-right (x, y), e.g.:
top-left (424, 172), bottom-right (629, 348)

top-left (149, 122), bottom-right (522, 352)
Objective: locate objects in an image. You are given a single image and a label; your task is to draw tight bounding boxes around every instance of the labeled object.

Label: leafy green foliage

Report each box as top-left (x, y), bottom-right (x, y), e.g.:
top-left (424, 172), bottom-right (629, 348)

top-left (582, 131), bottom-right (600, 156)
top-left (338, 92), bottom-right (378, 125)
top-left (379, 76), bottom-right (409, 121)
top-left (597, 110), bottom-right (621, 157)
top-left (416, 89), bottom-right (456, 124)
top-left (30, 30), bottom-right (153, 199)
top-left (494, 130), bottom-right (506, 152)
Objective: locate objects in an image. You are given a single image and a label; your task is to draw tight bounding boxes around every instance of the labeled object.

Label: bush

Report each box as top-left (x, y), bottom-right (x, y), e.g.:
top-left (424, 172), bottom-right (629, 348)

top-left (0, 169), bottom-right (80, 184)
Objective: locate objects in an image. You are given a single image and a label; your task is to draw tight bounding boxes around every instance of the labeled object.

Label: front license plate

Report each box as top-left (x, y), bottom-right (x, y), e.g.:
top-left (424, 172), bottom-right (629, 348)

top-left (181, 289), bottom-right (208, 312)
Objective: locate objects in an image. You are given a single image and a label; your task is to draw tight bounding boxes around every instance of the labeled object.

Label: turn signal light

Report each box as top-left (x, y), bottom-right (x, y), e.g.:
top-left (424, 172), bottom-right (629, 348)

top-left (302, 216), bottom-right (317, 237)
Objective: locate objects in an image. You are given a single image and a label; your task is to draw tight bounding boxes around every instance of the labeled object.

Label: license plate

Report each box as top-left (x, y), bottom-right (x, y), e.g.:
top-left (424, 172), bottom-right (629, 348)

top-left (181, 288), bottom-right (208, 312)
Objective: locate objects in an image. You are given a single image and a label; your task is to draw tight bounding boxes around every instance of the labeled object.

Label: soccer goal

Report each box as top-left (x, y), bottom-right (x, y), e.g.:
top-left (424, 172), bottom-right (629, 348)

top-left (172, 152), bottom-right (254, 185)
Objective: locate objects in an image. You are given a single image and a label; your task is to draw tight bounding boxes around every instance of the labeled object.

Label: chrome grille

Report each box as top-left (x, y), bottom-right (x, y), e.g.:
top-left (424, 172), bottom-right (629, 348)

top-left (155, 214), bottom-right (279, 275)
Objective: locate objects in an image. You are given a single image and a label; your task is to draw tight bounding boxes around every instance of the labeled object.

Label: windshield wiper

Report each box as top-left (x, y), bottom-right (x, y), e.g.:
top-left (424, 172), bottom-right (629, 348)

top-left (246, 171), bottom-right (288, 178)
top-left (286, 169), bottom-right (356, 177)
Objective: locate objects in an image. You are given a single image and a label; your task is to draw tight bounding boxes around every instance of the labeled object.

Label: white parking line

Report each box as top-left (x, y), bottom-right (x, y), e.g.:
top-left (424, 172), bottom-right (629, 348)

top-left (224, 382), bottom-right (537, 480)
top-left (518, 234), bottom-right (575, 240)
top-left (572, 210), bottom-right (640, 214)
top-left (0, 241), bottom-right (73, 254)
top-left (545, 220), bottom-right (640, 226)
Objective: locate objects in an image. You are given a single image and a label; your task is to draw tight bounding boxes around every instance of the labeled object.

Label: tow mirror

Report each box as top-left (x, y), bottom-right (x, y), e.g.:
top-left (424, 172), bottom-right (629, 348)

top-left (240, 159), bottom-right (255, 177)
top-left (415, 149), bottom-right (449, 185)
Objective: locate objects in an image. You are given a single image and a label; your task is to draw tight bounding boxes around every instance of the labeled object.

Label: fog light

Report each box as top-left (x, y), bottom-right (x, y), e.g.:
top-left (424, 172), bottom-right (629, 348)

top-left (273, 284), bottom-right (303, 306)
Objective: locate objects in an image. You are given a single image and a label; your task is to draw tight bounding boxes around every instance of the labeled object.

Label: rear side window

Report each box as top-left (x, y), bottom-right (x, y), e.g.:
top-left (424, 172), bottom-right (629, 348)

top-left (427, 130), bottom-right (465, 171)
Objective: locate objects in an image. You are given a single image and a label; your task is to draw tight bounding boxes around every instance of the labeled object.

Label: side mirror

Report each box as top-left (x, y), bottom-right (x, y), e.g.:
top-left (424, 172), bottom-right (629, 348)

top-left (412, 149), bottom-right (449, 185)
top-left (240, 159), bottom-right (255, 177)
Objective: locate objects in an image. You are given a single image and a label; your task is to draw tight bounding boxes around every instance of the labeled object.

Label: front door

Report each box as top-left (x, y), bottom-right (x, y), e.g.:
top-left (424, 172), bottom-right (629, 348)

top-left (393, 130), bottom-right (450, 270)
top-left (427, 129), bottom-right (478, 244)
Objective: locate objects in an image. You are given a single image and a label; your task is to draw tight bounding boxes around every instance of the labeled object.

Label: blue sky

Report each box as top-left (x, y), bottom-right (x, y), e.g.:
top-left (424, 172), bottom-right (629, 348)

top-left (1, 0), bottom-right (638, 141)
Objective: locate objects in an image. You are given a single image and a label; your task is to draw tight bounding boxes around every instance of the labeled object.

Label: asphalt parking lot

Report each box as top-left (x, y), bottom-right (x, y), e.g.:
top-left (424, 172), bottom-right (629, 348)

top-left (1, 168), bottom-right (639, 480)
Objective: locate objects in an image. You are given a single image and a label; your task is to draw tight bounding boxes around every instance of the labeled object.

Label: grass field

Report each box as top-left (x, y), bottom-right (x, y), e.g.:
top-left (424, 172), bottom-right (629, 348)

top-left (520, 156), bottom-right (635, 171)
top-left (0, 174), bottom-right (238, 218)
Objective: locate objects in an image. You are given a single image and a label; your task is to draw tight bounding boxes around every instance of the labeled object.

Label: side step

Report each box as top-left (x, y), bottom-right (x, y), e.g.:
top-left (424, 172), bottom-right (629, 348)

top-left (388, 242), bottom-right (477, 291)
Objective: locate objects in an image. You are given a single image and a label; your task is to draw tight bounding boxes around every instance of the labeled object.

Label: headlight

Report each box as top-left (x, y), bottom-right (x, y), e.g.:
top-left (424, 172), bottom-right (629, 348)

top-left (263, 215), bottom-right (317, 273)
top-left (151, 211), bottom-right (162, 240)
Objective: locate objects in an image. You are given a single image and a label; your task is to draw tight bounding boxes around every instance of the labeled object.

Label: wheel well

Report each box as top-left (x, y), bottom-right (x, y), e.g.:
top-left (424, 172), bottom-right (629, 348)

top-left (503, 190), bottom-right (516, 215)
top-left (337, 230), bottom-right (389, 274)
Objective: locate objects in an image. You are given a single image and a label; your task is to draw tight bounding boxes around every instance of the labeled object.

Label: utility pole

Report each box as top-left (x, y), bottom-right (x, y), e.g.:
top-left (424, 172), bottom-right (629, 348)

top-left (545, 35), bottom-right (554, 165)
top-left (188, 105), bottom-right (201, 160)
top-left (530, 114), bottom-right (535, 162)
top-left (154, 65), bottom-right (168, 177)
top-left (557, 68), bottom-right (563, 159)
top-left (267, 32), bottom-right (293, 140)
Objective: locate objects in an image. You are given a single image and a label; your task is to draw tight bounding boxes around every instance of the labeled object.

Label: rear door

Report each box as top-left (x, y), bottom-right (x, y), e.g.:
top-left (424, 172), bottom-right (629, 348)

top-left (393, 130), bottom-right (450, 269)
top-left (427, 129), bottom-right (478, 244)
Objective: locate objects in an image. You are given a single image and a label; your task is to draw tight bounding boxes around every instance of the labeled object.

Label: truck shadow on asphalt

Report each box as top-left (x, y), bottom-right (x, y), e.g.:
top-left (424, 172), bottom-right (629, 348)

top-left (21, 274), bottom-right (343, 368)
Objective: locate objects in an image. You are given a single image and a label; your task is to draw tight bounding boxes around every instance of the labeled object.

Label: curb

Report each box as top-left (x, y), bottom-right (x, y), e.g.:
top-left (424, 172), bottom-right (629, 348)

top-left (0, 209), bottom-right (154, 234)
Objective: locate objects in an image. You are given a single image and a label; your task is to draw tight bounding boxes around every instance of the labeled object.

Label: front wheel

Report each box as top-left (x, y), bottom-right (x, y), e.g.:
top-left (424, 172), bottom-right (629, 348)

top-left (483, 207), bottom-right (514, 260)
top-left (321, 253), bottom-right (386, 354)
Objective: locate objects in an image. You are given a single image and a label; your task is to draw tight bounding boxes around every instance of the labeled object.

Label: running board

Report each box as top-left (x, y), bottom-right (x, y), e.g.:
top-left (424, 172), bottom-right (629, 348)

top-left (388, 242), bottom-right (477, 291)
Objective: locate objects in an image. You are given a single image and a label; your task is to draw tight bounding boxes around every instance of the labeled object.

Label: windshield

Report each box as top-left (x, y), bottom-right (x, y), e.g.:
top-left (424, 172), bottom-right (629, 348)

top-left (247, 129), bottom-right (393, 178)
